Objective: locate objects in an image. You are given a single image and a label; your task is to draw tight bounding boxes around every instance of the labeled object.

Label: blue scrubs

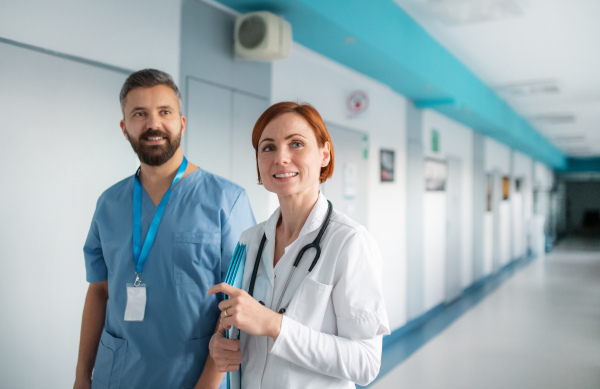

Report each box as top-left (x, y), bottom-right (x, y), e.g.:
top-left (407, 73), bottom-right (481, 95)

top-left (84, 168), bottom-right (255, 389)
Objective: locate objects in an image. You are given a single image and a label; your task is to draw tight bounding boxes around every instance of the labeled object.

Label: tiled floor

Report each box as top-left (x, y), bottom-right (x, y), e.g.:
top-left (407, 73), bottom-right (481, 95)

top-left (371, 237), bottom-right (600, 389)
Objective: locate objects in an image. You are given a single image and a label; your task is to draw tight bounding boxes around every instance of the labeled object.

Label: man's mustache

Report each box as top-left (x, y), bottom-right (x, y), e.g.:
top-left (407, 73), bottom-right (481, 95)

top-left (140, 129), bottom-right (170, 141)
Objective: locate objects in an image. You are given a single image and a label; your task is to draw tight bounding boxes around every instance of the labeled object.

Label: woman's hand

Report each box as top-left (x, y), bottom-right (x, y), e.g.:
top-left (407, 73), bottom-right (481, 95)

top-left (208, 283), bottom-right (283, 340)
top-left (209, 320), bottom-right (243, 372)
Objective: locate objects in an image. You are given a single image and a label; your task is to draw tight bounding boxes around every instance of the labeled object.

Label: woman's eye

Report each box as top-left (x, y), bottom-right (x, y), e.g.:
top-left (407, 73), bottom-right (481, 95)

top-left (262, 145), bottom-right (274, 152)
top-left (291, 141), bottom-right (303, 148)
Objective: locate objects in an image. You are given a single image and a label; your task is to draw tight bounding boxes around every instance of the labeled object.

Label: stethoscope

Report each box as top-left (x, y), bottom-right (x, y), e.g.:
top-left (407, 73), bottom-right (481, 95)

top-left (248, 200), bottom-right (333, 314)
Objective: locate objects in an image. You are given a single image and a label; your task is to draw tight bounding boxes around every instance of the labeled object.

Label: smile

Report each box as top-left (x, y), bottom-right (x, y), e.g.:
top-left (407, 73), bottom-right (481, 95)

top-left (274, 172), bottom-right (298, 178)
top-left (146, 137), bottom-right (164, 141)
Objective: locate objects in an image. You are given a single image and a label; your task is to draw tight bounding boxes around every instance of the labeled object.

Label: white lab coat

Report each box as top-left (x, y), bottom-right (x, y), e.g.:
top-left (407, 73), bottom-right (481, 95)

top-left (233, 193), bottom-right (390, 389)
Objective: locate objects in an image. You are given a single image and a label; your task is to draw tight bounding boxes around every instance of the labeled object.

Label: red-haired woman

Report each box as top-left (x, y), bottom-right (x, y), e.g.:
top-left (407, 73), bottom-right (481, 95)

top-left (199, 102), bottom-right (389, 389)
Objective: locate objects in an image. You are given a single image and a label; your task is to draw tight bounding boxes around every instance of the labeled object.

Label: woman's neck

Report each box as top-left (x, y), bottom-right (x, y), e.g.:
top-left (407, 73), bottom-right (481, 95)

top-left (276, 189), bottom-right (320, 242)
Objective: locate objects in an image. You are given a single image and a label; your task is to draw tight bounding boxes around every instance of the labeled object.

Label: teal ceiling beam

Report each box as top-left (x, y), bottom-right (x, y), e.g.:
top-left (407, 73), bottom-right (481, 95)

top-left (414, 98), bottom-right (457, 109)
top-left (567, 158), bottom-right (600, 173)
top-left (217, 0), bottom-right (566, 169)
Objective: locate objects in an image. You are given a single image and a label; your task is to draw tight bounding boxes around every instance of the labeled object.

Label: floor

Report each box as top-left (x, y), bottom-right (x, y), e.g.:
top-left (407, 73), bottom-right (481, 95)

top-left (370, 236), bottom-right (600, 389)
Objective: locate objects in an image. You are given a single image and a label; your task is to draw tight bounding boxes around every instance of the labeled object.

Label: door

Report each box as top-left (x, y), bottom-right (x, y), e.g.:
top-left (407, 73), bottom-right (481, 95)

top-left (186, 78), bottom-right (270, 221)
top-left (445, 156), bottom-right (462, 303)
top-left (321, 123), bottom-right (369, 228)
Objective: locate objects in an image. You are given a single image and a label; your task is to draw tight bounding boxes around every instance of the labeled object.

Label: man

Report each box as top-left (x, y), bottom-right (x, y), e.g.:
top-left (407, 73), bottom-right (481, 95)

top-left (74, 69), bottom-right (254, 389)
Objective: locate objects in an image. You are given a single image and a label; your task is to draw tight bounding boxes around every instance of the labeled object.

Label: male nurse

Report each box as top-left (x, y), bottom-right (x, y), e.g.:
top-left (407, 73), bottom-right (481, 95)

top-left (73, 69), bottom-right (255, 389)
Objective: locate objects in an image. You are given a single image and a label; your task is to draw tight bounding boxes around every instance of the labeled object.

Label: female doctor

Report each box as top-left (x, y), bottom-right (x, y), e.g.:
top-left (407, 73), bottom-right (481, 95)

top-left (200, 102), bottom-right (390, 389)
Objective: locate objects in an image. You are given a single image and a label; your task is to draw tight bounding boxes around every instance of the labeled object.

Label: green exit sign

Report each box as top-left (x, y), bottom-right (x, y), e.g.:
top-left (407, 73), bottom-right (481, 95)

top-left (431, 129), bottom-right (439, 153)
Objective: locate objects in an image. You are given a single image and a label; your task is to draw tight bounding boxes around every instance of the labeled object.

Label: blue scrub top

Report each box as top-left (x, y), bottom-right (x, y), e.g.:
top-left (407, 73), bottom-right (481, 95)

top-left (84, 168), bottom-right (255, 389)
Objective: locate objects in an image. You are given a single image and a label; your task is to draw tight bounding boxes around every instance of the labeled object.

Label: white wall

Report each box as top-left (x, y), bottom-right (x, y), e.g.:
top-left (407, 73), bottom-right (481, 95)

top-left (1, 2), bottom-right (182, 387)
top-left (0, 0), bottom-right (182, 79)
top-left (272, 43), bottom-right (408, 331)
top-left (484, 138), bottom-right (511, 272)
top-left (0, 42), bottom-right (135, 388)
top-left (513, 152), bottom-right (534, 258)
top-left (421, 110), bottom-right (474, 288)
top-left (534, 161), bottom-right (555, 191)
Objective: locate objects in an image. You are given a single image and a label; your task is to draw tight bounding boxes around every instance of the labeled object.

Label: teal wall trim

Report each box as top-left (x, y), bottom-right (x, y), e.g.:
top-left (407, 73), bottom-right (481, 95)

top-left (217, 0), bottom-right (566, 169)
top-left (567, 157), bottom-right (600, 172)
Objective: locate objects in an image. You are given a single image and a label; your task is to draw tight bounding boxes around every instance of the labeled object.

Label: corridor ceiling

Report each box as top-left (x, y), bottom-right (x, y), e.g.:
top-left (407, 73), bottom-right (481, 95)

top-left (215, 0), bottom-right (600, 169)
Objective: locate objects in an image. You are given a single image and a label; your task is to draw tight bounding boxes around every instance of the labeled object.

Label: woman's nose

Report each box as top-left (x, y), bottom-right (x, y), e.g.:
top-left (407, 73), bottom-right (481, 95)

top-left (274, 147), bottom-right (290, 164)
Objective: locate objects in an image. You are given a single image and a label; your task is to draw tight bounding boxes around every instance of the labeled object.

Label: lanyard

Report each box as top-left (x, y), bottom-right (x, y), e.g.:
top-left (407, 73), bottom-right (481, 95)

top-left (133, 157), bottom-right (188, 279)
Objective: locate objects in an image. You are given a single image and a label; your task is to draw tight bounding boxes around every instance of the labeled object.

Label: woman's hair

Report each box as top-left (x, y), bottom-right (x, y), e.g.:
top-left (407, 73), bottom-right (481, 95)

top-left (251, 102), bottom-right (335, 184)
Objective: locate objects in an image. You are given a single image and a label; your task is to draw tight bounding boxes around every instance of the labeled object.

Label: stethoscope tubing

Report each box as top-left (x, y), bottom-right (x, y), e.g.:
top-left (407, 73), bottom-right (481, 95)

top-left (248, 200), bottom-right (333, 313)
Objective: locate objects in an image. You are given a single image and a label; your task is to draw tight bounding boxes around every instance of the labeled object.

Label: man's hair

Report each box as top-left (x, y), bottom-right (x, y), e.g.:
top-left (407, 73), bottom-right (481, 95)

top-left (119, 69), bottom-right (182, 114)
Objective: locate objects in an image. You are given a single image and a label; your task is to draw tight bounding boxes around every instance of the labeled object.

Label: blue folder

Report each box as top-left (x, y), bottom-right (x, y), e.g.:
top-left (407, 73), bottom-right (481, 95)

top-left (224, 242), bottom-right (246, 389)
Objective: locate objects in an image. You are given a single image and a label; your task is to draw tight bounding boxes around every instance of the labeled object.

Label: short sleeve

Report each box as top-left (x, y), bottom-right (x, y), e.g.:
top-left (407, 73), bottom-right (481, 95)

top-left (332, 228), bottom-right (390, 340)
top-left (220, 189), bottom-right (256, 283)
top-left (83, 206), bottom-right (107, 283)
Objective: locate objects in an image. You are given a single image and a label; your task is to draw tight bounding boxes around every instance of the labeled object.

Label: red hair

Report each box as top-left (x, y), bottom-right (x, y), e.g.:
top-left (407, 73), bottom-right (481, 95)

top-left (251, 102), bottom-right (335, 184)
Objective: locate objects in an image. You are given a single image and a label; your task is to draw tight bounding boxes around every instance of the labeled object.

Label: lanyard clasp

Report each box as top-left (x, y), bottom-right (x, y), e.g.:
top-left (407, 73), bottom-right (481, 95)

top-left (134, 272), bottom-right (142, 287)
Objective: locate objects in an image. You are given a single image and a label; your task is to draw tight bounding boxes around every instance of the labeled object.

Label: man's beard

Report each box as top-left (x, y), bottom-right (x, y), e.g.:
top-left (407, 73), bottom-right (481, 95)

top-left (127, 128), bottom-right (182, 166)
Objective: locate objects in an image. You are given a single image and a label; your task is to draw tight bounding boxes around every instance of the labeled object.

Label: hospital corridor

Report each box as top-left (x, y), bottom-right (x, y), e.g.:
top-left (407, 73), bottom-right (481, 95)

top-left (369, 236), bottom-right (600, 389)
top-left (1, 0), bottom-right (600, 388)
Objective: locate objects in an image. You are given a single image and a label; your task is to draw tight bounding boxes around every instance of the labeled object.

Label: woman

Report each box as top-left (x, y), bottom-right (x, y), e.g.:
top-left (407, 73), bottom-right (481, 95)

top-left (200, 102), bottom-right (389, 388)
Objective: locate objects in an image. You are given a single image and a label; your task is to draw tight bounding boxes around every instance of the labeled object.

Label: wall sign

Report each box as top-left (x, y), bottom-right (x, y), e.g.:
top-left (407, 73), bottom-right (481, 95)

top-left (380, 149), bottom-right (395, 182)
top-left (431, 129), bottom-right (440, 153)
top-left (424, 158), bottom-right (447, 191)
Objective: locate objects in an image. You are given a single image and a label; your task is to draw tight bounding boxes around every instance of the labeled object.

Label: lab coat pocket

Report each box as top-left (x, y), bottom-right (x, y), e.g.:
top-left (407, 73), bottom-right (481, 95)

top-left (91, 329), bottom-right (128, 389)
top-left (289, 278), bottom-right (333, 330)
top-left (174, 232), bottom-right (220, 286)
top-left (184, 335), bottom-right (211, 388)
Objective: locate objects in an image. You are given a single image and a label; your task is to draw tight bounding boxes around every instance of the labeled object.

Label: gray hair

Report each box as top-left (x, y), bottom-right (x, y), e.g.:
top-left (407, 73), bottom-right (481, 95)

top-left (119, 69), bottom-right (182, 114)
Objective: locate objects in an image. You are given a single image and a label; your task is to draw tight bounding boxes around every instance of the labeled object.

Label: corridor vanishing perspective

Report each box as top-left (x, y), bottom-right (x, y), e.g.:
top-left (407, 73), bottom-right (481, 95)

top-left (371, 236), bottom-right (600, 389)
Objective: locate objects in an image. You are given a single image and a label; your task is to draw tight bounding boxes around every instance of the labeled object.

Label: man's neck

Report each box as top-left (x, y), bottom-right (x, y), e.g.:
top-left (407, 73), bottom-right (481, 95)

top-left (138, 150), bottom-right (184, 189)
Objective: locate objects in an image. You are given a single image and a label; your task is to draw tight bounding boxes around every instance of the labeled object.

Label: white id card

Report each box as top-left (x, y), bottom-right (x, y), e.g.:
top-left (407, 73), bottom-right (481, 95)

top-left (124, 283), bottom-right (146, 321)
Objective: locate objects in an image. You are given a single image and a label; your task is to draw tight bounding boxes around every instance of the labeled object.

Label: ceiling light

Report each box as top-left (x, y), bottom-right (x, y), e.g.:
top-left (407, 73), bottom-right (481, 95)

top-left (529, 113), bottom-right (576, 125)
top-left (395, 0), bottom-right (529, 25)
top-left (496, 79), bottom-right (561, 97)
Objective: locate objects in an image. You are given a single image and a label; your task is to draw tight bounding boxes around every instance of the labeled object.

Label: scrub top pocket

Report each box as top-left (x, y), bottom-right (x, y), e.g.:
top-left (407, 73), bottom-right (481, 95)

top-left (91, 329), bottom-right (128, 389)
top-left (173, 232), bottom-right (220, 286)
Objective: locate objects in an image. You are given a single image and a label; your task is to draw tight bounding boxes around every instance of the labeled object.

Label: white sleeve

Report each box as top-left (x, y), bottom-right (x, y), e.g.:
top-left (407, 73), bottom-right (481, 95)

top-left (270, 316), bottom-right (383, 386)
top-left (269, 228), bottom-right (390, 386)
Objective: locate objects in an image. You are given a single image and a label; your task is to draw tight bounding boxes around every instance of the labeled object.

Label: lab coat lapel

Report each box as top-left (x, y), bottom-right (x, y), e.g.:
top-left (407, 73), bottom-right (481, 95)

top-left (296, 192), bottom-right (329, 241)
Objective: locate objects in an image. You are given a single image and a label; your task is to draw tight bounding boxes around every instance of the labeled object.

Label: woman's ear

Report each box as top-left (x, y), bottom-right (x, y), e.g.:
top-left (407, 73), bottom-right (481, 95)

top-left (322, 142), bottom-right (331, 166)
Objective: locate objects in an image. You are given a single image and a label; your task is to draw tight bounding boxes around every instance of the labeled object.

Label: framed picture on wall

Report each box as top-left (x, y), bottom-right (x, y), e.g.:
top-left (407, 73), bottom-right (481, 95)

top-left (502, 176), bottom-right (510, 200)
top-left (380, 149), bottom-right (395, 182)
top-left (486, 173), bottom-right (493, 212)
top-left (424, 158), bottom-right (447, 191)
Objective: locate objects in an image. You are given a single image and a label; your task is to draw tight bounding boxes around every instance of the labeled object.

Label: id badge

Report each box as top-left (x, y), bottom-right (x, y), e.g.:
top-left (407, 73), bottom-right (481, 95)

top-left (124, 283), bottom-right (146, 321)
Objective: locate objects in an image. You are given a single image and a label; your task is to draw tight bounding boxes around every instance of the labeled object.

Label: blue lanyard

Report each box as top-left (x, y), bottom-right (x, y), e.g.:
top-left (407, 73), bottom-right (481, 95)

top-left (133, 157), bottom-right (188, 276)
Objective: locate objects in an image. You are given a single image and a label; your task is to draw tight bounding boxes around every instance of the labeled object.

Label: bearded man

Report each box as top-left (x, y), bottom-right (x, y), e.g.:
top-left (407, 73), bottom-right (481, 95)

top-left (73, 69), bottom-right (255, 389)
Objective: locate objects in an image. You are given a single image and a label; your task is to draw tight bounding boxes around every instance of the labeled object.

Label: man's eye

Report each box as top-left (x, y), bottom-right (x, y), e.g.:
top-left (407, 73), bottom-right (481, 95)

top-left (161, 110), bottom-right (170, 115)
top-left (133, 112), bottom-right (144, 117)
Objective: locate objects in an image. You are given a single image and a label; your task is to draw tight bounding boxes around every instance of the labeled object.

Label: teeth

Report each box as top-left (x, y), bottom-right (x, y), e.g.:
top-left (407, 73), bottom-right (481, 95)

top-left (275, 173), bottom-right (298, 178)
top-left (147, 137), bottom-right (163, 141)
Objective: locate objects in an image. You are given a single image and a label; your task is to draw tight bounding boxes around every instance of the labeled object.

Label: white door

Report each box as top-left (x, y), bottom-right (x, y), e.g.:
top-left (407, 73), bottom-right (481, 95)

top-left (186, 78), bottom-right (269, 221)
top-left (321, 124), bottom-right (369, 228)
top-left (445, 156), bottom-right (462, 303)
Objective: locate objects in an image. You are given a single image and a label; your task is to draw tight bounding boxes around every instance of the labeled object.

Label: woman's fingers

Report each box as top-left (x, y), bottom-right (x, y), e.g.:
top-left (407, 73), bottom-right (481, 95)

top-left (207, 282), bottom-right (243, 297)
